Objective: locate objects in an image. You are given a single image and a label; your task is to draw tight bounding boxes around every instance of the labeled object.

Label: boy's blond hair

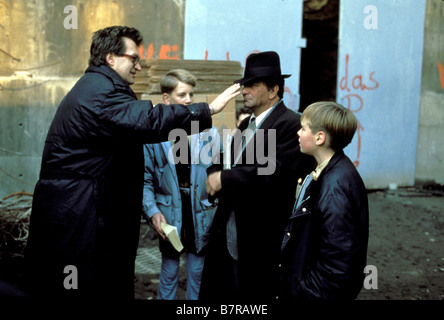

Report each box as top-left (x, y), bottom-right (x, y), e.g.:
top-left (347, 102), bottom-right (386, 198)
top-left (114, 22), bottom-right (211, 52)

top-left (302, 101), bottom-right (357, 151)
top-left (160, 69), bottom-right (196, 94)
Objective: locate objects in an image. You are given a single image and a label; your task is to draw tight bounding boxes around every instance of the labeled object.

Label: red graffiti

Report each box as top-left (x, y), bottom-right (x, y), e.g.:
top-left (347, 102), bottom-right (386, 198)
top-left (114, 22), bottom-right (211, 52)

top-left (138, 43), bottom-right (179, 60)
top-left (340, 54), bottom-right (379, 92)
top-left (437, 61), bottom-right (444, 89)
top-left (339, 54), bottom-right (379, 168)
top-left (342, 94), bottom-right (364, 113)
top-left (203, 50), bottom-right (231, 61)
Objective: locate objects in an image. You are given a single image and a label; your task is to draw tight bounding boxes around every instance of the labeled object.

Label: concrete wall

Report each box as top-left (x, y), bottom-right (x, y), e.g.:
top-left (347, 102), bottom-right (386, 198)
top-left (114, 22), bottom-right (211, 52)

top-left (0, 0), bottom-right (184, 197)
top-left (415, 0), bottom-right (444, 185)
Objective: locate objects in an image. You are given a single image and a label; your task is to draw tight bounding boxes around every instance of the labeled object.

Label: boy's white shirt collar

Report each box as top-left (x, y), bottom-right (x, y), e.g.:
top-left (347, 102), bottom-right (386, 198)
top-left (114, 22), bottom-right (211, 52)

top-left (312, 154), bottom-right (334, 181)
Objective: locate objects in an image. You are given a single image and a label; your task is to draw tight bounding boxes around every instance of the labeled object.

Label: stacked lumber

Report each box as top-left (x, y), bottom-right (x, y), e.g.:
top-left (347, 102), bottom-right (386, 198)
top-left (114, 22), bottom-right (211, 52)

top-left (131, 59), bottom-right (244, 96)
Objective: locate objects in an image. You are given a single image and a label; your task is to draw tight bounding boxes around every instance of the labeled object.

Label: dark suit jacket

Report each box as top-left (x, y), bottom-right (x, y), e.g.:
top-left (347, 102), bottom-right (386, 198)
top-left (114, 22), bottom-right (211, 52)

top-left (199, 101), bottom-right (314, 301)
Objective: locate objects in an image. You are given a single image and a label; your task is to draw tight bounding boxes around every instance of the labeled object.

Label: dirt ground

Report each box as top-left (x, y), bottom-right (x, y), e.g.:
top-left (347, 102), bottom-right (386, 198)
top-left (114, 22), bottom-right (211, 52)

top-left (0, 185), bottom-right (442, 302)
top-left (134, 185), bottom-right (444, 301)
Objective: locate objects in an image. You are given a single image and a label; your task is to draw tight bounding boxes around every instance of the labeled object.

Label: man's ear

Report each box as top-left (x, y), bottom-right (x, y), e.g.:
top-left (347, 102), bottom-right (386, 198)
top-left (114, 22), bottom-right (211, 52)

top-left (162, 93), bottom-right (170, 105)
top-left (106, 53), bottom-right (115, 67)
top-left (268, 84), bottom-right (279, 100)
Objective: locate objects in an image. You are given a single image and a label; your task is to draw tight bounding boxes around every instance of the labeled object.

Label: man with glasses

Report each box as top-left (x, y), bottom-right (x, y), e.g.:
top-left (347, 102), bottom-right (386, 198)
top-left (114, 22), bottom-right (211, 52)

top-left (143, 69), bottom-right (220, 300)
top-left (24, 26), bottom-right (239, 299)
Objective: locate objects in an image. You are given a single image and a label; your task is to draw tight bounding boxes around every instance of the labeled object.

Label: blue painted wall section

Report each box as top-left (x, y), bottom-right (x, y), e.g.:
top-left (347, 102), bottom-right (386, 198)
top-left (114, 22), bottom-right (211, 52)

top-left (337, 0), bottom-right (426, 189)
top-left (184, 0), bottom-right (305, 112)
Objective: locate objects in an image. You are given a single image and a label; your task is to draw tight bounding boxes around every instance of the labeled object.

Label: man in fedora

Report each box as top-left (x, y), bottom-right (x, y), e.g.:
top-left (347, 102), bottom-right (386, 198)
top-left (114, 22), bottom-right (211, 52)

top-left (199, 51), bottom-right (314, 300)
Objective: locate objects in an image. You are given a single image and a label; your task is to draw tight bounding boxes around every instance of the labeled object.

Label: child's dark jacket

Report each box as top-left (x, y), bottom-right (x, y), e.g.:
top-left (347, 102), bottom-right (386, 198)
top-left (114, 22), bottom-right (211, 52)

top-left (279, 150), bottom-right (369, 300)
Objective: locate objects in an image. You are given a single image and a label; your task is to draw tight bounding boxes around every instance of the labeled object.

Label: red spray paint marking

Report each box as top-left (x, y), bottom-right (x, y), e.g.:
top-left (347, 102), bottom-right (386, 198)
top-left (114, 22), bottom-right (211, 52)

top-left (437, 61), bottom-right (444, 89)
top-left (339, 54), bottom-right (380, 168)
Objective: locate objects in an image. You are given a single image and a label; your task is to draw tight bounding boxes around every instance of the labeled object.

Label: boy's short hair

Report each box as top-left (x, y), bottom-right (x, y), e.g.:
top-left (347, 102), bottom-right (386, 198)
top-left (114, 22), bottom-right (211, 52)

top-left (160, 69), bottom-right (196, 94)
top-left (302, 101), bottom-right (357, 151)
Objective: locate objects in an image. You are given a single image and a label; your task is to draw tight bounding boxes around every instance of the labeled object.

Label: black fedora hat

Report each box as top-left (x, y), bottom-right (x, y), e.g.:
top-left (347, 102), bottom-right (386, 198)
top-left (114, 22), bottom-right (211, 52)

top-left (235, 51), bottom-right (291, 85)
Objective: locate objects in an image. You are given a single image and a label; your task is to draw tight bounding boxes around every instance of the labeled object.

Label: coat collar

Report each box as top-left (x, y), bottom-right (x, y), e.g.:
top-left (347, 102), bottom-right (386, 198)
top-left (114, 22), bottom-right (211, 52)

top-left (316, 150), bottom-right (346, 181)
top-left (259, 100), bottom-right (288, 130)
top-left (85, 64), bottom-right (135, 95)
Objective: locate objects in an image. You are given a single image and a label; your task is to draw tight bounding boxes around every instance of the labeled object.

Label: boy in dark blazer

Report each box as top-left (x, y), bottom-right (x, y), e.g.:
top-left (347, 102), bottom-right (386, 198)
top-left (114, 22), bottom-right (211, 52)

top-left (279, 101), bottom-right (369, 300)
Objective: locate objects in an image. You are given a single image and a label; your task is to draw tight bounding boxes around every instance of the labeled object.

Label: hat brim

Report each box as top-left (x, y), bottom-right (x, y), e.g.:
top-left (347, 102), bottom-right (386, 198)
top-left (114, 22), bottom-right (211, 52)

top-left (234, 74), bottom-right (291, 85)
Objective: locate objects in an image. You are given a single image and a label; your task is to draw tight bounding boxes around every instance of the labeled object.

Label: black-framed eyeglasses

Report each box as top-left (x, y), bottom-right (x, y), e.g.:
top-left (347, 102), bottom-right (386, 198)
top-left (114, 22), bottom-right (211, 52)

top-left (120, 54), bottom-right (141, 66)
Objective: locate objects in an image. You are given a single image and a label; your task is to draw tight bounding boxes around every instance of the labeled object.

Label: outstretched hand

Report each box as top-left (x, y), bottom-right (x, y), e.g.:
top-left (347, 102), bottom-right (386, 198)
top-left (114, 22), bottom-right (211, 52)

top-left (209, 83), bottom-right (241, 115)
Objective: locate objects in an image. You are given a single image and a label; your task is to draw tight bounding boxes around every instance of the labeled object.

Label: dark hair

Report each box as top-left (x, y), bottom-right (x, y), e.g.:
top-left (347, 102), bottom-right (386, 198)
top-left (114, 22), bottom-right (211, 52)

top-left (89, 26), bottom-right (143, 67)
top-left (263, 77), bottom-right (285, 99)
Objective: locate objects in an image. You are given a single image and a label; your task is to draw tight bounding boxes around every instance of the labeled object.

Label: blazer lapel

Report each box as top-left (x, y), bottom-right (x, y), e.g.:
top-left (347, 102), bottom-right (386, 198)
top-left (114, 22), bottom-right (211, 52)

top-left (258, 101), bottom-right (287, 131)
top-left (232, 101), bottom-right (287, 166)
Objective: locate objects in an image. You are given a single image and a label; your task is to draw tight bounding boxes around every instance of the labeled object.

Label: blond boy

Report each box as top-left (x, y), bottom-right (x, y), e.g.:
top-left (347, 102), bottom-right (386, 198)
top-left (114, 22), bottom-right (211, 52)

top-left (279, 101), bottom-right (369, 300)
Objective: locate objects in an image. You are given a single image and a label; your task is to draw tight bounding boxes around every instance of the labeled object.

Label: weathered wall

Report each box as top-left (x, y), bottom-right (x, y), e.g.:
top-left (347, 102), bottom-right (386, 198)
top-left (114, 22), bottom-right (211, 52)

top-left (415, 0), bottom-right (444, 185)
top-left (0, 0), bottom-right (184, 197)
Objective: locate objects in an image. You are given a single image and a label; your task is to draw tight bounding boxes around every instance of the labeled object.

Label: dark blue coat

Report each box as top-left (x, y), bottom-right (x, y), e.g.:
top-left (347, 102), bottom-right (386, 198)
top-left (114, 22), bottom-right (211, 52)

top-left (25, 64), bottom-right (212, 298)
top-left (279, 151), bottom-right (369, 300)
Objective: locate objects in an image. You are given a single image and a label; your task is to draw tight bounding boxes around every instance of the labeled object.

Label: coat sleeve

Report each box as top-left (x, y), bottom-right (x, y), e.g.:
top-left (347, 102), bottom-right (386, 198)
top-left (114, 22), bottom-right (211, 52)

top-left (81, 77), bottom-right (212, 144)
top-left (142, 144), bottom-right (162, 220)
top-left (100, 99), bottom-right (212, 144)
